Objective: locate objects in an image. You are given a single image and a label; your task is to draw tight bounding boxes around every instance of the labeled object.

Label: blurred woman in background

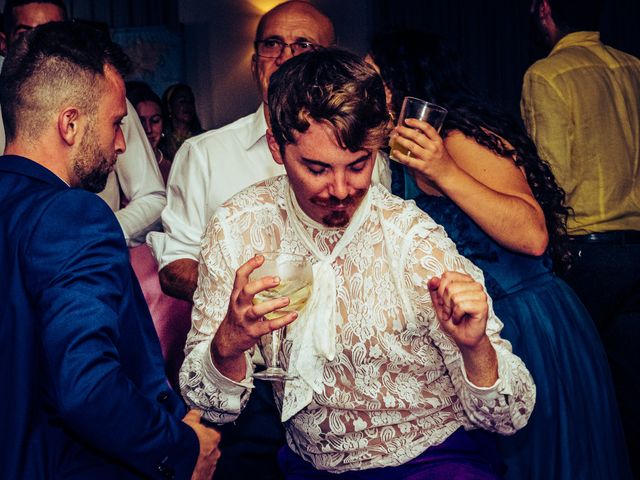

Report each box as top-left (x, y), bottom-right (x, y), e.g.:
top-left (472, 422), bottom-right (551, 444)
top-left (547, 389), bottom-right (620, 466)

top-left (368, 30), bottom-right (631, 480)
top-left (127, 82), bottom-right (171, 184)
top-left (162, 83), bottom-right (203, 160)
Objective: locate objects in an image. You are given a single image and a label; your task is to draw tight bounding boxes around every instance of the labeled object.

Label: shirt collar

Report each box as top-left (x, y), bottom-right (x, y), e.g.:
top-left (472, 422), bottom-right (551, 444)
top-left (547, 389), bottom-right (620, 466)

top-left (243, 102), bottom-right (268, 151)
top-left (551, 31), bottom-right (601, 55)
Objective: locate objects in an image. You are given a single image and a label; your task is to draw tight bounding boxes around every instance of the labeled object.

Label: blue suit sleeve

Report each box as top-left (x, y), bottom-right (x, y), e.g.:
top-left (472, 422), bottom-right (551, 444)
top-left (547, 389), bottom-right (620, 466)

top-left (23, 190), bottom-right (199, 479)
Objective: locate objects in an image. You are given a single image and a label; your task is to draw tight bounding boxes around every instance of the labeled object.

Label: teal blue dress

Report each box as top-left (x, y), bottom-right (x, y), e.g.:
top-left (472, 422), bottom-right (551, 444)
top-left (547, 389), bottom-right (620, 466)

top-left (394, 168), bottom-right (632, 480)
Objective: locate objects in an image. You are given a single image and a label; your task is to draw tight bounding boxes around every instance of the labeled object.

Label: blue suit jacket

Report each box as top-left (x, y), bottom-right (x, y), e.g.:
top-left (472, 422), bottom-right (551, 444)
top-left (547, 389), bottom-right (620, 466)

top-left (0, 156), bottom-right (199, 479)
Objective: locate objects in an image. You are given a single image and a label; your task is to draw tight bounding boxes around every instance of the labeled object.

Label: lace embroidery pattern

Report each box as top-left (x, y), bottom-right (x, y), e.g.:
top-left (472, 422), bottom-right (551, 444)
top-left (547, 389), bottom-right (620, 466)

top-left (180, 175), bottom-right (535, 473)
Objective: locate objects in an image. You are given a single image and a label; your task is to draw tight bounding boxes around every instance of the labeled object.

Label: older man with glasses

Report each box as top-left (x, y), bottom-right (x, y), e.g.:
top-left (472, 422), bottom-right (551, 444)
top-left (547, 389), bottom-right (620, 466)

top-left (149, 2), bottom-right (336, 306)
top-left (147, 2), bottom-right (346, 479)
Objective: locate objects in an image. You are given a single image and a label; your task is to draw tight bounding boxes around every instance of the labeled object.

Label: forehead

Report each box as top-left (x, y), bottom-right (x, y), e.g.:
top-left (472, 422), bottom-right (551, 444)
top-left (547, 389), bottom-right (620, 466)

top-left (260, 6), bottom-right (330, 43)
top-left (12, 3), bottom-right (65, 27)
top-left (170, 88), bottom-right (193, 101)
top-left (287, 120), bottom-right (367, 163)
top-left (136, 100), bottom-right (161, 115)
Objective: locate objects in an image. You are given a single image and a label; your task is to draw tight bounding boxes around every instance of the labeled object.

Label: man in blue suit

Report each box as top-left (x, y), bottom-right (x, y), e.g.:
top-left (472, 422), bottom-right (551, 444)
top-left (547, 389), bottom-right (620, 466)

top-left (0, 22), bottom-right (220, 479)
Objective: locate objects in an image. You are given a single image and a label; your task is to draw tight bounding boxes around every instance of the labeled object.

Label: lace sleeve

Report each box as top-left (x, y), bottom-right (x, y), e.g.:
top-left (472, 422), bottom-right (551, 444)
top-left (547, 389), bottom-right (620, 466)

top-left (179, 210), bottom-right (254, 424)
top-left (402, 221), bottom-right (536, 435)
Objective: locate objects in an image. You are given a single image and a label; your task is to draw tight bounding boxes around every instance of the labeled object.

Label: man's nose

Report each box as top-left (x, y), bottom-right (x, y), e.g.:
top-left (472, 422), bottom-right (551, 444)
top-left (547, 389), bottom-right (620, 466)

top-left (116, 127), bottom-right (126, 155)
top-left (329, 172), bottom-right (349, 200)
top-left (275, 45), bottom-right (295, 66)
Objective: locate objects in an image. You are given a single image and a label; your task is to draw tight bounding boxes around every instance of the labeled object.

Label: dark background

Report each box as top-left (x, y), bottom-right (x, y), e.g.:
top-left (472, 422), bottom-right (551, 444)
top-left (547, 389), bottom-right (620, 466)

top-left (1, 0), bottom-right (638, 127)
top-left (372, 0), bottom-right (640, 117)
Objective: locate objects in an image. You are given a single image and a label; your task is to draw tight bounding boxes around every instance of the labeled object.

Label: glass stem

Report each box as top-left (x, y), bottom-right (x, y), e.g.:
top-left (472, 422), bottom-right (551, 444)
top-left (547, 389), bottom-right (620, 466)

top-left (270, 328), bottom-right (281, 369)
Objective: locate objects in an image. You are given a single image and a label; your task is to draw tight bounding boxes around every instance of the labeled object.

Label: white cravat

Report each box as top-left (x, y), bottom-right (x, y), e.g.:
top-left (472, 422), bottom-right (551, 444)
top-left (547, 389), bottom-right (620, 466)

top-left (282, 185), bottom-right (372, 421)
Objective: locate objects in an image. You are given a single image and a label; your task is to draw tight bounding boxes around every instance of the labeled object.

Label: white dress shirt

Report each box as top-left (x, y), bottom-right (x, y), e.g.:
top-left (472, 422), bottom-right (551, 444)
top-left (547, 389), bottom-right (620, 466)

top-left (148, 103), bottom-right (391, 270)
top-left (148, 104), bottom-right (283, 269)
top-left (180, 175), bottom-right (535, 473)
top-left (96, 100), bottom-right (166, 246)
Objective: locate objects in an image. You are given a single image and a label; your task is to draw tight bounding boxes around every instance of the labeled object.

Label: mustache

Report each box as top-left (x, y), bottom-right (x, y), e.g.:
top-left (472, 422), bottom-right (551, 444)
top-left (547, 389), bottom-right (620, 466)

top-left (310, 189), bottom-right (367, 207)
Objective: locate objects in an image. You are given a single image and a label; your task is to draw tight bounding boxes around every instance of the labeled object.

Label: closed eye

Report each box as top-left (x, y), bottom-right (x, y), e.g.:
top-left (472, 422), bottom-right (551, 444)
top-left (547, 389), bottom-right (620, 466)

top-left (349, 159), bottom-right (368, 172)
top-left (307, 164), bottom-right (327, 175)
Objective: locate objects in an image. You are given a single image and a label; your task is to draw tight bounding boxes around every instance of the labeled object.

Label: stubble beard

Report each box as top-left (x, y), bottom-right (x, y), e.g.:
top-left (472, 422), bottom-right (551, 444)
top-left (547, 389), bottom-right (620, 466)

top-left (314, 188), bottom-right (368, 228)
top-left (72, 123), bottom-right (117, 193)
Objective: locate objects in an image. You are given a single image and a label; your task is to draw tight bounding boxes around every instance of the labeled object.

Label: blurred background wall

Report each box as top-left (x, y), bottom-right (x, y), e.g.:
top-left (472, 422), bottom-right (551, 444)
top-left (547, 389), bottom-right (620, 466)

top-left (0, 0), bottom-right (638, 128)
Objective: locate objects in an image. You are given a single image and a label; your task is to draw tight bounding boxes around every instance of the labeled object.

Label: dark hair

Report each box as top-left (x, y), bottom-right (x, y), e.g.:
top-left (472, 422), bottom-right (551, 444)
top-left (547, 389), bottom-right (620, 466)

top-left (127, 81), bottom-right (162, 110)
top-left (370, 30), bottom-right (571, 271)
top-left (161, 83), bottom-right (202, 133)
top-left (546, 0), bottom-right (603, 32)
top-left (3, 0), bottom-right (68, 36)
top-left (0, 21), bottom-right (130, 143)
top-left (127, 81), bottom-right (169, 155)
top-left (268, 48), bottom-right (390, 156)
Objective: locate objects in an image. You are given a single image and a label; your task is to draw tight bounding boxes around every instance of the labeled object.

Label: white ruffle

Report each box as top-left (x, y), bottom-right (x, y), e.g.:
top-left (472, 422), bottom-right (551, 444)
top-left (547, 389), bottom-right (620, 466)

top-left (282, 185), bottom-right (372, 421)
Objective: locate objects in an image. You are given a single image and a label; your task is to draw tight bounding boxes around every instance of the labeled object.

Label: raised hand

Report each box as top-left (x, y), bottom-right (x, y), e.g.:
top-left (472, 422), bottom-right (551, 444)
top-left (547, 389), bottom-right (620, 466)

top-left (390, 118), bottom-right (456, 183)
top-left (428, 271), bottom-right (489, 348)
top-left (428, 271), bottom-right (498, 386)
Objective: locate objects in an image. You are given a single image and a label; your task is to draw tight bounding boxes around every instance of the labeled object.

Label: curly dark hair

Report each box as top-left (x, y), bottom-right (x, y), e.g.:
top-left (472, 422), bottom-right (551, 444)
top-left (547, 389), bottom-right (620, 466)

top-left (370, 29), bottom-right (571, 271)
top-left (268, 48), bottom-right (390, 156)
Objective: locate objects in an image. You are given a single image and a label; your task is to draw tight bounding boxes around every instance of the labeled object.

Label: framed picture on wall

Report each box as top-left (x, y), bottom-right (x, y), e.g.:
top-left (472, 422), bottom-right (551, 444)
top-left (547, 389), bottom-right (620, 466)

top-left (112, 25), bottom-right (184, 98)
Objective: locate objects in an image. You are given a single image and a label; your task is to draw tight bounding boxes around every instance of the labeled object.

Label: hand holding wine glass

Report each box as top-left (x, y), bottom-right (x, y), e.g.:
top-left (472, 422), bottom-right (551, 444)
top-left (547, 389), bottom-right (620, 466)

top-left (249, 252), bottom-right (313, 381)
top-left (210, 254), bottom-right (301, 382)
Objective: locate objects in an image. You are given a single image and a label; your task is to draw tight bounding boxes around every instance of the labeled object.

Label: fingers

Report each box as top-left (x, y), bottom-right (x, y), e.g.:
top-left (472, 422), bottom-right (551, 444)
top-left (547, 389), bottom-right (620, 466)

top-left (249, 296), bottom-right (289, 320)
top-left (404, 117), bottom-right (439, 137)
top-left (183, 409), bottom-right (202, 424)
top-left (232, 254), bottom-right (265, 296)
top-left (429, 272), bottom-right (486, 321)
top-left (240, 274), bottom-right (280, 303)
top-left (450, 299), bottom-right (487, 324)
top-left (427, 276), bottom-right (447, 320)
top-left (390, 121), bottom-right (443, 171)
top-left (253, 311), bottom-right (298, 337)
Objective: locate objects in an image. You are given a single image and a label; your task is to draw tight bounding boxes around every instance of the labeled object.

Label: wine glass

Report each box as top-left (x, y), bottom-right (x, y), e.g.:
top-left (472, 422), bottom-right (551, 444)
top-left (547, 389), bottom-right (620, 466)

top-left (250, 252), bottom-right (313, 381)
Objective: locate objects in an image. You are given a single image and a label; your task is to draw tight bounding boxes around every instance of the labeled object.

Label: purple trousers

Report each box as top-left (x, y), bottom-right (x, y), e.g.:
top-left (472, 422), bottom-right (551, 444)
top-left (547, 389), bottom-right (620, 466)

top-left (278, 428), bottom-right (503, 479)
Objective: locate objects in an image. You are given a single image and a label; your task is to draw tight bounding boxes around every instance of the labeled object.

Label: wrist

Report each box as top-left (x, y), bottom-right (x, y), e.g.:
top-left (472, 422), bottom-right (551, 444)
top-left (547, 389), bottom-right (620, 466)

top-left (210, 332), bottom-right (243, 366)
top-left (458, 334), bottom-right (492, 355)
top-left (210, 328), bottom-right (248, 382)
top-left (459, 336), bottom-right (498, 387)
top-left (431, 159), bottom-right (461, 191)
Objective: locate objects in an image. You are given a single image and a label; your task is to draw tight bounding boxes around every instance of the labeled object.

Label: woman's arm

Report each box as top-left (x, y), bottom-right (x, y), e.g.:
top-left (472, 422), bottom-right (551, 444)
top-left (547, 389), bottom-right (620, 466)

top-left (391, 119), bottom-right (548, 255)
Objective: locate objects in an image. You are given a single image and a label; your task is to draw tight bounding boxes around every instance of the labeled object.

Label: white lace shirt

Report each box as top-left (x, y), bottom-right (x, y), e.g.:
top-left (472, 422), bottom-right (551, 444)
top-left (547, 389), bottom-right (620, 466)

top-left (180, 175), bottom-right (535, 473)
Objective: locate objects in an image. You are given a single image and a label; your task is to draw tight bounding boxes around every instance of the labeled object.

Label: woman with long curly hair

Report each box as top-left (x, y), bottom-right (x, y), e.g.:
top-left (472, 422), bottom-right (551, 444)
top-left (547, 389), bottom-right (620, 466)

top-left (368, 30), bottom-right (631, 480)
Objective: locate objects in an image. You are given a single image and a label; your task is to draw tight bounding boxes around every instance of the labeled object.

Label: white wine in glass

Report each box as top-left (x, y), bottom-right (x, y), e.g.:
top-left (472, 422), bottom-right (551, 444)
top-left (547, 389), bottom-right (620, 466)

top-left (250, 252), bottom-right (313, 381)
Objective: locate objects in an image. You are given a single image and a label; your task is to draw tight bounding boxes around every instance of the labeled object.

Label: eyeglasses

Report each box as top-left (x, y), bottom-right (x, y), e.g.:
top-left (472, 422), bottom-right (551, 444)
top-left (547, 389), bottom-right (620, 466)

top-left (254, 39), bottom-right (320, 58)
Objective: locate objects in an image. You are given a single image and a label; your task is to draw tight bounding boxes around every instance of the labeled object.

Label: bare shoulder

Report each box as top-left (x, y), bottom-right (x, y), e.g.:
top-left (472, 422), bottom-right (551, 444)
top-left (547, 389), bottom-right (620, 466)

top-left (443, 130), bottom-right (528, 188)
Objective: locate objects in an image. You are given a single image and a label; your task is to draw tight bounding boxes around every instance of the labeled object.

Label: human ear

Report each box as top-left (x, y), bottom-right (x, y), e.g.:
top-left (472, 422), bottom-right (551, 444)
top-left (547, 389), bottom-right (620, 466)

top-left (266, 129), bottom-right (284, 165)
top-left (250, 53), bottom-right (258, 80)
top-left (58, 107), bottom-right (81, 146)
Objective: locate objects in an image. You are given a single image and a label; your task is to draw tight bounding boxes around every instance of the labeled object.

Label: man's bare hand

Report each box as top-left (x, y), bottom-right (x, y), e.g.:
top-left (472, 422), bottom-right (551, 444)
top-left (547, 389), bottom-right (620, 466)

top-left (428, 271), bottom-right (489, 348)
top-left (211, 254), bottom-right (298, 380)
top-left (428, 271), bottom-right (498, 387)
top-left (183, 409), bottom-right (221, 480)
